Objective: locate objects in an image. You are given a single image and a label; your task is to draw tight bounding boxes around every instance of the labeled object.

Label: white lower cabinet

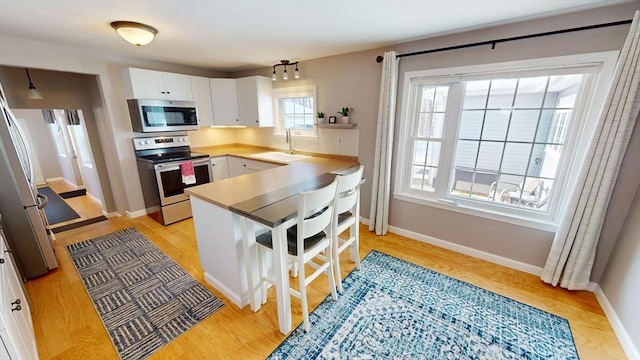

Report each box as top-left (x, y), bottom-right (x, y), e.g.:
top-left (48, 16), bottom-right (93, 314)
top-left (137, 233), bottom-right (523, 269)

top-left (0, 230), bottom-right (38, 360)
top-left (210, 156), bottom-right (230, 181)
top-left (227, 156), bottom-right (279, 177)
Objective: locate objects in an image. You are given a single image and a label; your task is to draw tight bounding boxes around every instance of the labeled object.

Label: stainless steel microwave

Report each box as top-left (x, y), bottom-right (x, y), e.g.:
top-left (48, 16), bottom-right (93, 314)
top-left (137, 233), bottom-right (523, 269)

top-left (127, 99), bottom-right (199, 133)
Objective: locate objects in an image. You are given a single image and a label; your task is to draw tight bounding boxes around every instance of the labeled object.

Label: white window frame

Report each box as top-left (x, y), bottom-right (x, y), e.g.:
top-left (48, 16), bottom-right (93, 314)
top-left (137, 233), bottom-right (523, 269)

top-left (272, 85), bottom-right (317, 137)
top-left (394, 51), bottom-right (618, 231)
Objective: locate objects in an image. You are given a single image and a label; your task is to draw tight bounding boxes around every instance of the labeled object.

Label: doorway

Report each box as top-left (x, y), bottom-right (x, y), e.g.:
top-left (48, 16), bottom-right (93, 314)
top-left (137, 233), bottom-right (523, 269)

top-left (13, 109), bottom-right (106, 232)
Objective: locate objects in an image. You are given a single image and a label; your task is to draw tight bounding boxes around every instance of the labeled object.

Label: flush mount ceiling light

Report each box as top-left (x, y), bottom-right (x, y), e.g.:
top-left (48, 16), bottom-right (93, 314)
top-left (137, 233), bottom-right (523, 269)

top-left (272, 60), bottom-right (300, 81)
top-left (25, 68), bottom-right (43, 100)
top-left (110, 21), bottom-right (158, 46)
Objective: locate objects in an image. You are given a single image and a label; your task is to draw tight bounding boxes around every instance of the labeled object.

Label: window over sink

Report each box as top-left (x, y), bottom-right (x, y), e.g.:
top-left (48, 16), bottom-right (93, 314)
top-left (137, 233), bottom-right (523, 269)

top-left (273, 85), bottom-right (317, 137)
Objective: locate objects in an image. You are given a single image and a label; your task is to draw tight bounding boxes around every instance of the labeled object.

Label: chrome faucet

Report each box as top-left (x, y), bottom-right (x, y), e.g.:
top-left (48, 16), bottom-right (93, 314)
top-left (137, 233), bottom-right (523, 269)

top-left (286, 128), bottom-right (294, 154)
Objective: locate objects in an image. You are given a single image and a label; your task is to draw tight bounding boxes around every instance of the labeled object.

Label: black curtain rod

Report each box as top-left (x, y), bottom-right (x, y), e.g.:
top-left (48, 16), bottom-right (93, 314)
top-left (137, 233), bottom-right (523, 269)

top-left (375, 19), bottom-right (633, 63)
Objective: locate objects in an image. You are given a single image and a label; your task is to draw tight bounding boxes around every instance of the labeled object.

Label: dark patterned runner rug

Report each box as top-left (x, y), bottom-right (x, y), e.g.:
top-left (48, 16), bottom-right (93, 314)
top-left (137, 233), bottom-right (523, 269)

top-left (269, 250), bottom-right (578, 360)
top-left (67, 227), bottom-right (224, 360)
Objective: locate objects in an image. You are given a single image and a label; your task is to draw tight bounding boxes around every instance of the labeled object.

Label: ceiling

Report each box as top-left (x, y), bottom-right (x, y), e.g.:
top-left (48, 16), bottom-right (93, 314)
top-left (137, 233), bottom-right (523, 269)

top-left (0, 0), bottom-right (631, 72)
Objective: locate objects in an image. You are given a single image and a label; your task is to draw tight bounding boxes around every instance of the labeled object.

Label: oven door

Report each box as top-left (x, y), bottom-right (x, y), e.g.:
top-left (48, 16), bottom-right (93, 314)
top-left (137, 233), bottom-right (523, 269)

top-left (154, 158), bottom-right (212, 206)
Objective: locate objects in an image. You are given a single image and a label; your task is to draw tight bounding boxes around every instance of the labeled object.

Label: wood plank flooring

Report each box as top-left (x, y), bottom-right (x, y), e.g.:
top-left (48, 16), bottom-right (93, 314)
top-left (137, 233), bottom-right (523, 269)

top-left (39, 180), bottom-right (104, 231)
top-left (25, 211), bottom-right (626, 359)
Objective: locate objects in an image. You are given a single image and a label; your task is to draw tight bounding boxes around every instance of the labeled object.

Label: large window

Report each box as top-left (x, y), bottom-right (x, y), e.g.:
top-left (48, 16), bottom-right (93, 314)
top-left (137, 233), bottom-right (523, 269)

top-left (273, 85), bottom-right (317, 136)
top-left (396, 53), bottom-right (616, 226)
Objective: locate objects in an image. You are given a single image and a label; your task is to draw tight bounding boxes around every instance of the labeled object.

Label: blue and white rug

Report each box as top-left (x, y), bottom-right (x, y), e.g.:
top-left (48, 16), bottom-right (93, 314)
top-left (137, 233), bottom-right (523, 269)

top-left (269, 250), bottom-right (578, 360)
top-left (67, 227), bottom-right (224, 360)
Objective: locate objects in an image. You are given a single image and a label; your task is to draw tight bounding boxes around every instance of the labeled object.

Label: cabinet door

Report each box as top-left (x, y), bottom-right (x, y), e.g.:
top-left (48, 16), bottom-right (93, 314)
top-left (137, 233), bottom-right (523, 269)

top-left (210, 79), bottom-right (239, 126)
top-left (124, 68), bottom-right (163, 99)
top-left (227, 156), bottom-right (279, 177)
top-left (161, 72), bottom-right (193, 101)
top-left (190, 76), bottom-right (214, 126)
top-left (0, 236), bottom-right (37, 360)
top-left (236, 76), bottom-right (273, 128)
top-left (210, 156), bottom-right (230, 181)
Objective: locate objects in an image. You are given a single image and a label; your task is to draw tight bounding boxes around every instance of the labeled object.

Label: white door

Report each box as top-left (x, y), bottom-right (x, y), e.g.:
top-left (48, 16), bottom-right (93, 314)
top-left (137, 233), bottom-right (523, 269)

top-left (48, 110), bottom-right (82, 188)
top-left (66, 111), bottom-right (104, 205)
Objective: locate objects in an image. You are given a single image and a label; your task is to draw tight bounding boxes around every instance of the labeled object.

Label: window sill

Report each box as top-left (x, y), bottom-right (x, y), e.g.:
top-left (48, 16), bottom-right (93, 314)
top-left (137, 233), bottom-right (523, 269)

top-left (393, 192), bottom-right (558, 232)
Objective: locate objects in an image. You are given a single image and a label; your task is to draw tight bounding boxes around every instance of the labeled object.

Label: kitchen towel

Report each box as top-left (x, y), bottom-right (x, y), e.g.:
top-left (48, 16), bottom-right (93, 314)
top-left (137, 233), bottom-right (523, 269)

top-left (181, 160), bottom-right (196, 185)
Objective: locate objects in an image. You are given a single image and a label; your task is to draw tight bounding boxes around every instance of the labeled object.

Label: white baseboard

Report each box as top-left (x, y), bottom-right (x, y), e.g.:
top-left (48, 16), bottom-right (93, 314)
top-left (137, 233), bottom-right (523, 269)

top-left (103, 211), bottom-right (120, 219)
top-left (387, 224), bottom-right (543, 276)
top-left (125, 209), bottom-right (147, 218)
top-left (45, 177), bottom-right (64, 183)
top-left (204, 271), bottom-right (247, 308)
top-left (360, 216), bottom-right (542, 275)
top-left (593, 284), bottom-right (640, 360)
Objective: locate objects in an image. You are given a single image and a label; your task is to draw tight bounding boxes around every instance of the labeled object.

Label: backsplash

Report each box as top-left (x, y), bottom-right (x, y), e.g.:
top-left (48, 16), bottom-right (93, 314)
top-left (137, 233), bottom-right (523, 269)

top-left (188, 127), bottom-right (359, 157)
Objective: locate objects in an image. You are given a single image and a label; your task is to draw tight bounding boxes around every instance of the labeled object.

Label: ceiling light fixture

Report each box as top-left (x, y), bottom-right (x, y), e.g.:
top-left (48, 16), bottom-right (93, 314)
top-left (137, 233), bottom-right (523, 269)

top-left (25, 68), bottom-right (43, 100)
top-left (110, 21), bottom-right (158, 46)
top-left (272, 60), bottom-right (300, 81)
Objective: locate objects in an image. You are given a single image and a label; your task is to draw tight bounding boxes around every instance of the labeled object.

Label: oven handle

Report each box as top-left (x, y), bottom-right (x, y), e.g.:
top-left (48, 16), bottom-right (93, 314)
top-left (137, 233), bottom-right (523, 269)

top-left (154, 158), bottom-right (211, 171)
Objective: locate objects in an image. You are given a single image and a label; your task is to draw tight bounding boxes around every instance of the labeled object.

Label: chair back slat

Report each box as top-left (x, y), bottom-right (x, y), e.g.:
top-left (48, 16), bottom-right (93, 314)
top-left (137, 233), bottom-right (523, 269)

top-left (298, 178), bottom-right (338, 239)
top-left (335, 166), bottom-right (364, 215)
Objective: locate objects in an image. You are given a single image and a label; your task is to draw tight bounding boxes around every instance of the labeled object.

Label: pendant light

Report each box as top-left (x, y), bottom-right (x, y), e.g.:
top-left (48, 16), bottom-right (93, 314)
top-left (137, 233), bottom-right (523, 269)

top-left (25, 69), bottom-right (43, 100)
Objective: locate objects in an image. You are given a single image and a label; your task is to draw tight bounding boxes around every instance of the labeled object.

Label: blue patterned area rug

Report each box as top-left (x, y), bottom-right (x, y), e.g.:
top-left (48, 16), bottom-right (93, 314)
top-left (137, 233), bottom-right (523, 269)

top-left (67, 227), bottom-right (224, 360)
top-left (269, 250), bottom-right (578, 360)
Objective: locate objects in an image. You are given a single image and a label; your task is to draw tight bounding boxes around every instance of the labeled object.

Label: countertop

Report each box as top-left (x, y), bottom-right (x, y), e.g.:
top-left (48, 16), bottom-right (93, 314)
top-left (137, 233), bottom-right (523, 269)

top-left (186, 144), bottom-right (359, 209)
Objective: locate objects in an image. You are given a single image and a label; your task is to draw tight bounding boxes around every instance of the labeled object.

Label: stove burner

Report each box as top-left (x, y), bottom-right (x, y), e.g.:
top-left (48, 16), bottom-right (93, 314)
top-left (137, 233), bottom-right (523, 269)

top-left (137, 151), bottom-right (209, 164)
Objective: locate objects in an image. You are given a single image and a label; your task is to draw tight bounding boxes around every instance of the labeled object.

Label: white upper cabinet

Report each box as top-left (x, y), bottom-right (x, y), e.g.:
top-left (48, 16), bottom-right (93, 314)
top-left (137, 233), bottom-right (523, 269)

top-left (123, 68), bottom-right (193, 101)
top-left (209, 78), bottom-right (239, 126)
top-left (190, 76), bottom-right (214, 127)
top-left (236, 76), bottom-right (273, 127)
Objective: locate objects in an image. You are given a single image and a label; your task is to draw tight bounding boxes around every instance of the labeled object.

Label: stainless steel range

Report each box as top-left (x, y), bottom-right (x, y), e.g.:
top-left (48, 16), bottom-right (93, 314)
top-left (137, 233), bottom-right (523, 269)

top-left (134, 135), bottom-right (211, 225)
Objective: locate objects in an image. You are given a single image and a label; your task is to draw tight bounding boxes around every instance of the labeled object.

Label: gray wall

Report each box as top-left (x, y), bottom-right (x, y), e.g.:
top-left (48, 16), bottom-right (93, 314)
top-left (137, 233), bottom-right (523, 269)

top-left (600, 184), bottom-right (640, 355)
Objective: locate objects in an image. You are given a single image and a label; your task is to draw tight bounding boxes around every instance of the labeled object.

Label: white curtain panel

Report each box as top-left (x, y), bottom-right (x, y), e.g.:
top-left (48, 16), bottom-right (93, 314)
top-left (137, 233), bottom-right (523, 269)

top-left (542, 11), bottom-right (640, 290)
top-left (369, 51), bottom-right (399, 235)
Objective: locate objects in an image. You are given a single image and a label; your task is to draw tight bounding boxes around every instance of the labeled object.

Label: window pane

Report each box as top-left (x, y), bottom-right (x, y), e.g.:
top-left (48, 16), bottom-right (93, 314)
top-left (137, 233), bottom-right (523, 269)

top-left (282, 96), bottom-right (314, 130)
top-left (501, 143), bottom-right (532, 175)
top-left (481, 110), bottom-right (509, 141)
top-left (454, 140), bottom-right (479, 169)
top-left (514, 76), bottom-right (548, 108)
top-left (410, 166), bottom-right (437, 192)
top-left (477, 141), bottom-right (504, 171)
top-left (459, 110), bottom-right (483, 140)
top-left (418, 113), bottom-right (445, 138)
top-left (487, 79), bottom-right (517, 108)
top-left (508, 110), bottom-right (539, 142)
top-left (463, 81), bottom-right (490, 109)
top-left (413, 140), bottom-right (427, 165)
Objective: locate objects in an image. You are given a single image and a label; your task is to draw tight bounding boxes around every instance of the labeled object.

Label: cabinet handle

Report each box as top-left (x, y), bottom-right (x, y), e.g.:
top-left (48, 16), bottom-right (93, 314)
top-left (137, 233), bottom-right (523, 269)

top-left (12, 305), bottom-right (21, 312)
top-left (0, 258), bottom-right (4, 264)
top-left (11, 299), bottom-right (20, 306)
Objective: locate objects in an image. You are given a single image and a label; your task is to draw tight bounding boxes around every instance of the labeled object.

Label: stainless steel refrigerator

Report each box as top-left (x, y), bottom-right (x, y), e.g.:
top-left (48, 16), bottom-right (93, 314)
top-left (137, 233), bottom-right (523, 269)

top-left (0, 83), bottom-right (58, 280)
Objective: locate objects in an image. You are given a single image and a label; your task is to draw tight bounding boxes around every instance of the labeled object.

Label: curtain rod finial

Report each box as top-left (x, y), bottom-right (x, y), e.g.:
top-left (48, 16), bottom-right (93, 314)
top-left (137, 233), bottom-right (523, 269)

top-left (376, 55), bottom-right (384, 63)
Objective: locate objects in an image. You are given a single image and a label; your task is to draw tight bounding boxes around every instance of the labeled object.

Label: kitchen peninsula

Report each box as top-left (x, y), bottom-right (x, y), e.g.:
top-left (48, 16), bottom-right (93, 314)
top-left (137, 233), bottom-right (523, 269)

top-left (185, 145), bottom-right (358, 309)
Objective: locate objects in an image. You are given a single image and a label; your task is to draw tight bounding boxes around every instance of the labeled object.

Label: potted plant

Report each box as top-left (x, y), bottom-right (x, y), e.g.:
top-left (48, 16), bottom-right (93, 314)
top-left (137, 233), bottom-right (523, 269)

top-left (337, 107), bottom-right (353, 124)
top-left (316, 111), bottom-right (325, 124)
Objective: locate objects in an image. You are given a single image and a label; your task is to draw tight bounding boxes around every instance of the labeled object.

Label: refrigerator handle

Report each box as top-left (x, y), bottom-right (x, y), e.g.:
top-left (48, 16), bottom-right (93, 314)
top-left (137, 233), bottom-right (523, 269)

top-left (36, 193), bottom-right (48, 209)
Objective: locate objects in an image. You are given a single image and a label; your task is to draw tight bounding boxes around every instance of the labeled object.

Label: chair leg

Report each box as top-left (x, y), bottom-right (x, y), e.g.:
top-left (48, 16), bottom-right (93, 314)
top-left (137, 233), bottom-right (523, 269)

top-left (351, 223), bottom-right (361, 270)
top-left (333, 235), bottom-right (344, 293)
top-left (327, 249), bottom-right (338, 301)
top-left (297, 258), bottom-right (311, 333)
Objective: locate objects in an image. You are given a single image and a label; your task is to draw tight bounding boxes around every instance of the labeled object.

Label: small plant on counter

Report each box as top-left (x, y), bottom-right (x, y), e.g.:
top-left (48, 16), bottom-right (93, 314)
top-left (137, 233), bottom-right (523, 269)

top-left (316, 111), bottom-right (325, 119)
top-left (338, 107), bottom-right (353, 116)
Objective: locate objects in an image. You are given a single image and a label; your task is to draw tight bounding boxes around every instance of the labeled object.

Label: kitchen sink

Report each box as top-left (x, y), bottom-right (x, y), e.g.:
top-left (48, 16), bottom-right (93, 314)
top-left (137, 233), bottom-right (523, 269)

top-left (250, 151), bottom-right (311, 163)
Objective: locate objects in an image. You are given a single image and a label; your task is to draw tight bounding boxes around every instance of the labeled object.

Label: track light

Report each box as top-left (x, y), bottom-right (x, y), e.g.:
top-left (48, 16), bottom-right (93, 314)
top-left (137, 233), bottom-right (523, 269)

top-left (272, 60), bottom-right (300, 81)
top-left (25, 69), bottom-right (43, 100)
top-left (110, 21), bottom-right (158, 46)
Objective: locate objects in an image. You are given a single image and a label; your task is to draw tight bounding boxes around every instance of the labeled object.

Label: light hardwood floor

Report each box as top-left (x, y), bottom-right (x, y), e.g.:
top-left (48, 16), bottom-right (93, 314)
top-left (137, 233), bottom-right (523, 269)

top-left (39, 180), bottom-right (104, 231)
top-left (25, 211), bottom-right (626, 359)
